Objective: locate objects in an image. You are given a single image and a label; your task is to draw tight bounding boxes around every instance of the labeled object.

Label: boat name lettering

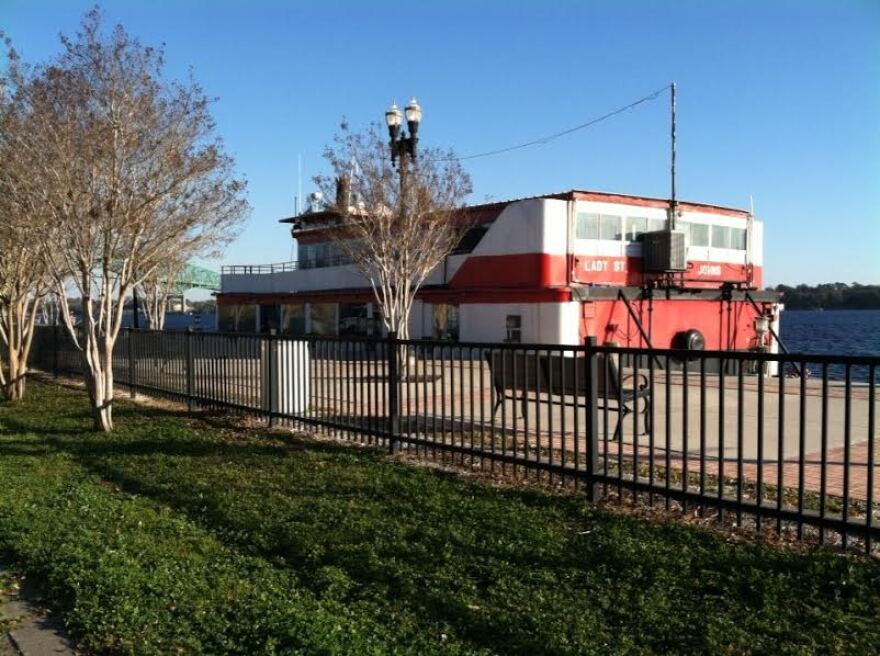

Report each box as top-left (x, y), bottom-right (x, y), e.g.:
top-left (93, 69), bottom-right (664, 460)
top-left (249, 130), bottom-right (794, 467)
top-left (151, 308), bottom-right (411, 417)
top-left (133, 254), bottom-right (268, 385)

top-left (582, 259), bottom-right (626, 273)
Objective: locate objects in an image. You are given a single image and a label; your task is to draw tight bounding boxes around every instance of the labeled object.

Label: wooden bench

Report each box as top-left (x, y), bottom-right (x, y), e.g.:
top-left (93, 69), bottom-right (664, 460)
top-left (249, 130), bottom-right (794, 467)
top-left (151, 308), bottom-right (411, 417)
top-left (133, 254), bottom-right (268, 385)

top-left (486, 351), bottom-right (651, 441)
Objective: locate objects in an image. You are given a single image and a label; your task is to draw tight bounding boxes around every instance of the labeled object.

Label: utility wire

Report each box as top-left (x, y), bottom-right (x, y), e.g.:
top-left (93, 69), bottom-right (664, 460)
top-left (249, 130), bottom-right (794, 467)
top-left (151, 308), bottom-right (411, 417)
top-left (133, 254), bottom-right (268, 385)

top-left (440, 84), bottom-right (671, 162)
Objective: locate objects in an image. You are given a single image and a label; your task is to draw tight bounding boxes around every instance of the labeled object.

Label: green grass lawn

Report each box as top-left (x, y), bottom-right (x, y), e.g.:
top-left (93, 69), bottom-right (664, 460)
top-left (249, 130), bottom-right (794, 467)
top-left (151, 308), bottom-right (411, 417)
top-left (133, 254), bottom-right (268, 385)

top-left (0, 381), bottom-right (877, 655)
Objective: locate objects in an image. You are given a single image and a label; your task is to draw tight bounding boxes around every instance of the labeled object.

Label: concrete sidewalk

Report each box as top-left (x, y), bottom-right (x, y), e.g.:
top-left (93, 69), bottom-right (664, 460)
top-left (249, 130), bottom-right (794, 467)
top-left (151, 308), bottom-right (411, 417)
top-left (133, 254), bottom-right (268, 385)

top-left (0, 565), bottom-right (74, 656)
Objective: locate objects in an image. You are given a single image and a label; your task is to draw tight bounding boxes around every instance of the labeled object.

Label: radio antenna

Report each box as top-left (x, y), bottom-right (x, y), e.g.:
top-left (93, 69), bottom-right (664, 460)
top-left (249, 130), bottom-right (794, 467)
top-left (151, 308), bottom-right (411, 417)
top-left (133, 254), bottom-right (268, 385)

top-left (297, 153), bottom-right (303, 214)
top-left (670, 81), bottom-right (677, 230)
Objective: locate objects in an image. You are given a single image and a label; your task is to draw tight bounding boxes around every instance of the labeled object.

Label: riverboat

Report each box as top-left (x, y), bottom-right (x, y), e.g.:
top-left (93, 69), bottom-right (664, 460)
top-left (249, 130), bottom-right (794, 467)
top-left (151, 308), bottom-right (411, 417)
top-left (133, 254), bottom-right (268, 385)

top-left (218, 188), bottom-right (782, 364)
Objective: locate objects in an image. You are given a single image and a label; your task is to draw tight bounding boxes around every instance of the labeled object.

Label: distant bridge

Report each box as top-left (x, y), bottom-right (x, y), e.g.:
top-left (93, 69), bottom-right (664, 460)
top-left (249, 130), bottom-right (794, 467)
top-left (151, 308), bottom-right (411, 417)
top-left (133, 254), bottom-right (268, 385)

top-left (170, 263), bottom-right (220, 293)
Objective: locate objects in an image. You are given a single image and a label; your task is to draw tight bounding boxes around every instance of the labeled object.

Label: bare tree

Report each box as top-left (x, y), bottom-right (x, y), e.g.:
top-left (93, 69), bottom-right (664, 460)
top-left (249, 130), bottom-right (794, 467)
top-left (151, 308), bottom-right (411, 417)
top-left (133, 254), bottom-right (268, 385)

top-left (136, 258), bottom-right (188, 330)
top-left (315, 123), bottom-right (471, 341)
top-left (9, 11), bottom-right (248, 430)
top-left (0, 184), bottom-right (51, 401)
top-left (0, 42), bottom-right (52, 401)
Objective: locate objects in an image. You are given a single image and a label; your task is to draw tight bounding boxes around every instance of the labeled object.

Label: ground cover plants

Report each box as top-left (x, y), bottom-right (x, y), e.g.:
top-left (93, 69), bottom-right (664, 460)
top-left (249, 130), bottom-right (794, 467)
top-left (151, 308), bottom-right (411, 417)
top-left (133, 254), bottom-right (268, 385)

top-left (0, 381), bottom-right (878, 655)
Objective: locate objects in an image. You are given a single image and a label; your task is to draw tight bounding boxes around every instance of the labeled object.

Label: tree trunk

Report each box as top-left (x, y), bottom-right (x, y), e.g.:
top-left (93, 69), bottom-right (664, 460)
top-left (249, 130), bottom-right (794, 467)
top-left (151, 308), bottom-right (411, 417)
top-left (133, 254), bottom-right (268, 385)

top-left (84, 366), bottom-right (113, 431)
top-left (2, 349), bottom-right (26, 401)
top-left (5, 365), bottom-right (27, 401)
top-left (390, 312), bottom-right (418, 378)
top-left (1, 297), bottom-right (39, 402)
top-left (13, 376), bottom-right (26, 400)
top-left (80, 331), bottom-right (114, 432)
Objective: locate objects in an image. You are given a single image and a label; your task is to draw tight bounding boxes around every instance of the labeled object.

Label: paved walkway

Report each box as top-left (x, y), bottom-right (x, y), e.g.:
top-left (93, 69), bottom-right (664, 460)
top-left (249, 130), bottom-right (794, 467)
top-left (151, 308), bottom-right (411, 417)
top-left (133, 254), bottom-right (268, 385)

top-left (0, 564), bottom-right (75, 656)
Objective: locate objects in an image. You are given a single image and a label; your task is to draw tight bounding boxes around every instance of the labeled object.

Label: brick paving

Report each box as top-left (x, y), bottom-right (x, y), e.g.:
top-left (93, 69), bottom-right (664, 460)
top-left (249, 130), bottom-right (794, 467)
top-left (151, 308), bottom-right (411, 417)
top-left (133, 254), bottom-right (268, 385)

top-left (594, 439), bottom-right (879, 501)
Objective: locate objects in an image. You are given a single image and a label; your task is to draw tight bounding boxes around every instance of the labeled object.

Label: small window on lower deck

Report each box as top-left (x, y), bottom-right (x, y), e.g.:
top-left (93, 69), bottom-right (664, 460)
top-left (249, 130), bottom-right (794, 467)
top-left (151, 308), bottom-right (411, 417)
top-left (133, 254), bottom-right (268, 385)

top-left (281, 304), bottom-right (306, 335)
top-left (218, 304), bottom-right (256, 333)
top-left (309, 303), bottom-right (337, 335)
top-left (505, 315), bottom-right (522, 343)
top-left (259, 304), bottom-right (280, 333)
top-left (433, 304), bottom-right (460, 341)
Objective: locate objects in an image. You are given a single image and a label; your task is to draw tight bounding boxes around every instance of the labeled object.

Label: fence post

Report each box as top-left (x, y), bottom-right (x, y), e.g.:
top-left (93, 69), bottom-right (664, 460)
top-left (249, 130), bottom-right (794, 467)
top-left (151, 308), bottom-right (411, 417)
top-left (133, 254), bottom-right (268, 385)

top-left (387, 331), bottom-right (399, 454)
top-left (185, 328), bottom-right (194, 412)
top-left (584, 336), bottom-right (600, 502)
top-left (267, 330), bottom-right (276, 428)
top-left (127, 328), bottom-right (136, 399)
top-left (52, 322), bottom-right (59, 378)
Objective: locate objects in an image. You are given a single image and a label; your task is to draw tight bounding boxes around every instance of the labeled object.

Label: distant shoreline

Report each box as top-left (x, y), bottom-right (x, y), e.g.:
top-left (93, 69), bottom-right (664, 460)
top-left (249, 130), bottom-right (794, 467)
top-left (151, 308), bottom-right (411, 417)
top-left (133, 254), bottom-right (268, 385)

top-left (772, 284), bottom-right (880, 312)
top-left (783, 307), bottom-right (880, 311)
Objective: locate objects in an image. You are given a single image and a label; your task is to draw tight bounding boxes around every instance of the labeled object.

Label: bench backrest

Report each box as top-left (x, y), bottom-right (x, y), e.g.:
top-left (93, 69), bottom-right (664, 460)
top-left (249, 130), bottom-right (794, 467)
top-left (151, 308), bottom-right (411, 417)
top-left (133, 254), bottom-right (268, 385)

top-left (486, 351), bottom-right (546, 393)
top-left (486, 351), bottom-right (621, 398)
top-left (541, 353), bottom-right (620, 398)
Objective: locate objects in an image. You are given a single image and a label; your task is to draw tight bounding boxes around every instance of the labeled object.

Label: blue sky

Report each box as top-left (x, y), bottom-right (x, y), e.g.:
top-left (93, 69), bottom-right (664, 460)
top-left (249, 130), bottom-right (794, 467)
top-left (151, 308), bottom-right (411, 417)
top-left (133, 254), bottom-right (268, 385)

top-left (3, 0), bottom-right (878, 286)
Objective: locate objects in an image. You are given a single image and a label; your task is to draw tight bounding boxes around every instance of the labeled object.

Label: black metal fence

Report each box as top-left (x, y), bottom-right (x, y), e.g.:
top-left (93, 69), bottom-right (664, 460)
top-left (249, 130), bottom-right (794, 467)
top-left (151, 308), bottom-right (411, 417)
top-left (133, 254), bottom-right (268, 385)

top-left (29, 326), bottom-right (879, 554)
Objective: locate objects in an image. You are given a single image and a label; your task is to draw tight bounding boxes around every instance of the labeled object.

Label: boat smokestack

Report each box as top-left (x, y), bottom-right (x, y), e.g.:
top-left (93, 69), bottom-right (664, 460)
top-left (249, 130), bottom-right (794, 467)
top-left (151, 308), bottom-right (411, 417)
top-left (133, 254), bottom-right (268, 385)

top-left (335, 174), bottom-right (351, 214)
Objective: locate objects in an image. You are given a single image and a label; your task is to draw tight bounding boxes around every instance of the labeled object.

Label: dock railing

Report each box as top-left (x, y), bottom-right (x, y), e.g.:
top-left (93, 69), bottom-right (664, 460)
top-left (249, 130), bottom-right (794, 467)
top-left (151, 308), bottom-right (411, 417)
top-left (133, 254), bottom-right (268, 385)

top-left (29, 326), bottom-right (879, 554)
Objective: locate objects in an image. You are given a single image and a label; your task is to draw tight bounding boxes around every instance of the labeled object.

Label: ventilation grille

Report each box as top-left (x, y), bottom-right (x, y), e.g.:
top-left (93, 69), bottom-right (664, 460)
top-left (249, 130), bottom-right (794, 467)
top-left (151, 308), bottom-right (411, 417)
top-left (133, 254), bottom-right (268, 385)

top-left (642, 230), bottom-right (688, 272)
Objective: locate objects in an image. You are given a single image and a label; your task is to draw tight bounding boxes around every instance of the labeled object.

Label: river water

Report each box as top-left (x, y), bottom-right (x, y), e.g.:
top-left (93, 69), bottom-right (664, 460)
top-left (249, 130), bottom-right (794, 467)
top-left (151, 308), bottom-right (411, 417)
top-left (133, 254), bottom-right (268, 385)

top-left (781, 309), bottom-right (880, 357)
top-left (780, 309), bottom-right (880, 381)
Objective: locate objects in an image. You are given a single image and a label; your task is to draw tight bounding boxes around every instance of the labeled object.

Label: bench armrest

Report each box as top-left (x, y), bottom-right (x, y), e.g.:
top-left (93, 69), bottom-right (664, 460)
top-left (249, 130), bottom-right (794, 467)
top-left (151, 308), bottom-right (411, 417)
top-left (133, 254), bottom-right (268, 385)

top-left (621, 373), bottom-right (649, 391)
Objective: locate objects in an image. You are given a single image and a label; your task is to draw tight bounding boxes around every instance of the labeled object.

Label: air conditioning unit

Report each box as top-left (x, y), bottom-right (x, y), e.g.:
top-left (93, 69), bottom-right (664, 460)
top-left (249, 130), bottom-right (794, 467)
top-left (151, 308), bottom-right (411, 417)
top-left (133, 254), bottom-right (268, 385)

top-left (642, 230), bottom-right (688, 272)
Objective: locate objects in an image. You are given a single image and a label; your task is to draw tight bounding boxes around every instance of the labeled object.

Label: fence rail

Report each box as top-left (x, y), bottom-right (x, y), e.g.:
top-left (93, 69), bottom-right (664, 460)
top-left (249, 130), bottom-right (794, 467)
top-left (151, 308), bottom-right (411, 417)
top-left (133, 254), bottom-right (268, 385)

top-left (29, 325), bottom-right (879, 554)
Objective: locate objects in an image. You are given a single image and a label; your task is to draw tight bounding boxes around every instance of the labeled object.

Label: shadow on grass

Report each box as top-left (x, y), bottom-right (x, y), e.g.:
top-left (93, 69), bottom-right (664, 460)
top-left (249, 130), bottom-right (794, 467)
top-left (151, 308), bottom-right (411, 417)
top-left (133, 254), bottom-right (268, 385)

top-left (1, 397), bottom-right (621, 654)
top-left (3, 382), bottom-right (879, 655)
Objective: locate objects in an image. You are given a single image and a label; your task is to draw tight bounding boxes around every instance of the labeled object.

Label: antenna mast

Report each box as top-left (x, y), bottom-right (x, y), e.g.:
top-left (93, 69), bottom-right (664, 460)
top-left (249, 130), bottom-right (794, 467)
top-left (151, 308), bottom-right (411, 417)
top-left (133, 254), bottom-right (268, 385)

top-left (670, 81), bottom-right (677, 230)
top-left (297, 153), bottom-right (303, 215)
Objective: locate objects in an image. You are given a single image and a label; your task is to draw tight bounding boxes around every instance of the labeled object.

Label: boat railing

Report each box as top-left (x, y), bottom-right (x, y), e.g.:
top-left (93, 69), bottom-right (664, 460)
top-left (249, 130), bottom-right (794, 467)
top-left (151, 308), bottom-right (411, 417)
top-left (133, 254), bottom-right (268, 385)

top-left (221, 256), bottom-right (351, 275)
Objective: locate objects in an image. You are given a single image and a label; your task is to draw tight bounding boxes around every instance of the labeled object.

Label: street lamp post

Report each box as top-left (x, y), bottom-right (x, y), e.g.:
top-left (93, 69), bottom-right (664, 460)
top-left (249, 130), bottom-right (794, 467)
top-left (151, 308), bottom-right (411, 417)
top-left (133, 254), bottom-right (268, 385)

top-left (384, 99), bottom-right (422, 395)
top-left (385, 98), bottom-right (422, 167)
top-left (385, 98), bottom-right (422, 198)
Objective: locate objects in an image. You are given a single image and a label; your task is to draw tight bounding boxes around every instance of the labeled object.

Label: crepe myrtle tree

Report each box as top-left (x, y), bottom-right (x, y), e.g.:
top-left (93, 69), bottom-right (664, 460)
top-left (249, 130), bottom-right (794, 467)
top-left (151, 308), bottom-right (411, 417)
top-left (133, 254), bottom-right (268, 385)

top-left (0, 171), bottom-right (52, 401)
top-left (9, 10), bottom-right (247, 430)
top-left (135, 257), bottom-right (189, 331)
top-left (314, 105), bottom-right (472, 345)
top-left (0, 36), bottom-right (54, 401)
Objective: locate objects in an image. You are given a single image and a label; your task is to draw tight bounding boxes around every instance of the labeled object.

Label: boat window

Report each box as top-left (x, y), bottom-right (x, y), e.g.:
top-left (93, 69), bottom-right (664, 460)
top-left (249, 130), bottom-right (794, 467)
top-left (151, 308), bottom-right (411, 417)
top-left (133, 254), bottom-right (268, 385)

top-left (315, 243), bottom-right (330, 267)
top-left (625, 216), bottom-right (647, 241)
top-left (309, 303), bottom-right (337, 335)
top-left (281, 304), bottom-right (306, 335)
top-left (259, 304), bottom-right (281, 333)
top-left (731, 227), bottom-right (747, 250)
top-left (575, 213), bottom-right (599, 240)
top-left (218, 304), bottom-right (256, 333)
top-left (690, 223), bottom-right (710, 246)
top-left (433, 304), bottom-right (460, 341)
top-left (505, 315), bottom-right (522, 343)
top-left (339, 303), bottom-right (372, 337)
top-left (677, 221), bottom-right (690, 241)
top-left (218, 304), bottom-right (237, 332)
top-left (711, 226), bottom-right (732, 249)
top-left (647, 217), bottom-right (666, 232)
top-left (599, 214), bottom-right (622, 240)
top-left (237, 305), bottom-right (257, 332)
top-left (452, 225), bottom-right (488, 254)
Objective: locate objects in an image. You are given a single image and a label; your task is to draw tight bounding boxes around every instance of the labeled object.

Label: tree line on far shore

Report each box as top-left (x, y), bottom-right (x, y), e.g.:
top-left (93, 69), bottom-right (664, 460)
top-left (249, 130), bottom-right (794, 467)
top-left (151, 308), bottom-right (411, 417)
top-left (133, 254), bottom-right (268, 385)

top-left (770, 283), bottom-right (880, 310)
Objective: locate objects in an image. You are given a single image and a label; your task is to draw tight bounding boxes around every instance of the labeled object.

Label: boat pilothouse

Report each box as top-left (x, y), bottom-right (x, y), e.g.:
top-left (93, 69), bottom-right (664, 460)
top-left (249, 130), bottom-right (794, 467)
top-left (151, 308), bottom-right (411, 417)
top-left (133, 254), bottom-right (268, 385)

top-left (218, 188), bottom-right (781, 366)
